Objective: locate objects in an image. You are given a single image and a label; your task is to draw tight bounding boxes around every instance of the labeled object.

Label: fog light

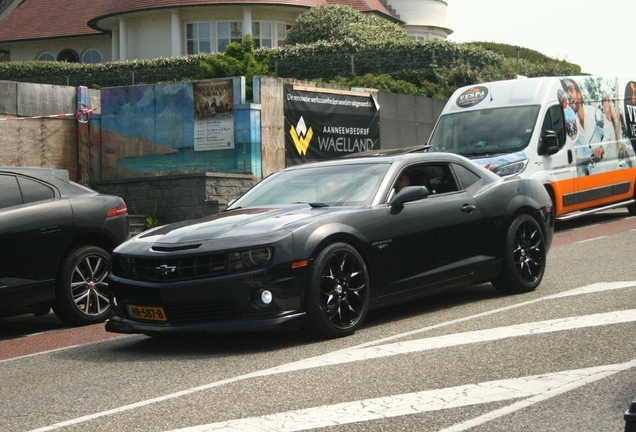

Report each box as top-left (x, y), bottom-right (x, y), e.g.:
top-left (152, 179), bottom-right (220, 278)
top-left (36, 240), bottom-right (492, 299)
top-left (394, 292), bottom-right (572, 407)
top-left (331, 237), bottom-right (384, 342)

top-left (261, 290), bottom-right (273, 305)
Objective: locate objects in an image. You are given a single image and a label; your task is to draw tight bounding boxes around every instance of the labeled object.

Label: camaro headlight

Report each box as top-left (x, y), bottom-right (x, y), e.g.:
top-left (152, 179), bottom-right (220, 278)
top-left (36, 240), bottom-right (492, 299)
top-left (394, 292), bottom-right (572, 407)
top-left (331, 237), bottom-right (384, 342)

top-left (228, 248), bottom-right (273, 272)
top-left (242, 248), bottom-right (273, 269)
top-left (492, 159), bottom-right (528, 177)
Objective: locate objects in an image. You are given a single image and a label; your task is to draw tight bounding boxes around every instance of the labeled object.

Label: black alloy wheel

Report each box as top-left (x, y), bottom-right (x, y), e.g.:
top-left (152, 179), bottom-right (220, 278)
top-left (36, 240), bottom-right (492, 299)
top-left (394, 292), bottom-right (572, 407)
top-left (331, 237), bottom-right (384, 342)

top-left (305, 242), bottom-right (370, 338)
top-left (492, 214), bottom-right (546, 294)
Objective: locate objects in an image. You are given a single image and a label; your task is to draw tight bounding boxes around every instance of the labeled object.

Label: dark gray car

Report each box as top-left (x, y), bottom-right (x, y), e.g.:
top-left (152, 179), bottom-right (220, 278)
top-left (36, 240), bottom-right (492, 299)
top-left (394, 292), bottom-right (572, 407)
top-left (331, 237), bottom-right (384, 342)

top-left (107, 153), bottom-right (553, 339)
top-left (0, 167), bottom-right (129, 326)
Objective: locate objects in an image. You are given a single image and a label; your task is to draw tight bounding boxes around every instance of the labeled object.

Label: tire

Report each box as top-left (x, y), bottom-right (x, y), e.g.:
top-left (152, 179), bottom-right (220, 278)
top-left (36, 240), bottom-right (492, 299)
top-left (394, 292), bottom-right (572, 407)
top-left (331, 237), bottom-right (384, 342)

top-left (305, 242), bottom-right (370, 339)
top-left (52, 245), bottom-right (112, 326)
top-left (492, 214), bottom-right (546, 294)
top-left (628, 192), bottom-right (636, 216)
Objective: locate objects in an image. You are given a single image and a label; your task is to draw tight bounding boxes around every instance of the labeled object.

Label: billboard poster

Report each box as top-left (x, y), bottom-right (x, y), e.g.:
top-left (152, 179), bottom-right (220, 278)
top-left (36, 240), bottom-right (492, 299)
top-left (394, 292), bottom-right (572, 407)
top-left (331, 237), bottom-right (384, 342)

top-left (284, 85), bottom-right (380, 165)
top-left (193, 79), bottom-right (234, 151)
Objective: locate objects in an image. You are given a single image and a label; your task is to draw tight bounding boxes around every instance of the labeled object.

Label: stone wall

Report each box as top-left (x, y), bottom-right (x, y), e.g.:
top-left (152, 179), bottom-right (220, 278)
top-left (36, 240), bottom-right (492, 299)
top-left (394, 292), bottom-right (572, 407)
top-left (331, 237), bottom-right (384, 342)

top-left (92, 172), bottom-right (256, 224)
top-left (378, 92), bottom-right (447, 149)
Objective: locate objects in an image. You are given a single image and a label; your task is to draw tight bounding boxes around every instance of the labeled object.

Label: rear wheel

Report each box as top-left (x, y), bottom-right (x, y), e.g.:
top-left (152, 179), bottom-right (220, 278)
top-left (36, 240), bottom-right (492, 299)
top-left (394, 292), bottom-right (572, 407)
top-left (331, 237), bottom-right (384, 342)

top-left (305, 242), bottom-right (370, 339)
top-left (627, 182), bottom-right (636, 216)
top-left (52, 245), bottom-right (112, 326)
top-left (492, 214), bottom-right (546, 294)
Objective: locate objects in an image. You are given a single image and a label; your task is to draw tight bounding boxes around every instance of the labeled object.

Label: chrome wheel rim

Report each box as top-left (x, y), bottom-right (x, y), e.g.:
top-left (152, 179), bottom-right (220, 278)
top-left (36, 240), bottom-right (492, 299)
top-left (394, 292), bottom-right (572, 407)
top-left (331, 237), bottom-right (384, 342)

top-left (319, 250), bottom-right (367, 329)
top-left (71, 255), bottom-right (110, 316)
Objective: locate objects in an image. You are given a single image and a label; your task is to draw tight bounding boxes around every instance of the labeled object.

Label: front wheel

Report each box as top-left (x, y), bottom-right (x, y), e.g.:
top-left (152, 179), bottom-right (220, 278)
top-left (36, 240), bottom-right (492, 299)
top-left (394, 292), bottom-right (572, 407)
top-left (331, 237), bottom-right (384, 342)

top-left (305, 242), bottom-right (370, 339)
top-left (492, 214), bottom-right (546, 294)
top-left (52, 245), bottom-right (112, 326)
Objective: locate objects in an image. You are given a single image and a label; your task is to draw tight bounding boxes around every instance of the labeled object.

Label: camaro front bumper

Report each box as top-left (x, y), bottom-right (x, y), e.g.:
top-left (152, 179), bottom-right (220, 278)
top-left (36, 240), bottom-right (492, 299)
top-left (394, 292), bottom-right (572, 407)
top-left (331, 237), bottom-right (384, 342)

top-left (106, 258), bottom-right (309, 335)
top-left (105, 311), bottom-right (306, 335)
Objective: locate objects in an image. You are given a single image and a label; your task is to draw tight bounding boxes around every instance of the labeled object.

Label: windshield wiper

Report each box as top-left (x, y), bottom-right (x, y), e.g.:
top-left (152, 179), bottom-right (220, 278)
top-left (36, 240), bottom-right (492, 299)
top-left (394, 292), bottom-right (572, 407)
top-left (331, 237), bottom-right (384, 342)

top-left (308, 202), bottom-right (329, 208)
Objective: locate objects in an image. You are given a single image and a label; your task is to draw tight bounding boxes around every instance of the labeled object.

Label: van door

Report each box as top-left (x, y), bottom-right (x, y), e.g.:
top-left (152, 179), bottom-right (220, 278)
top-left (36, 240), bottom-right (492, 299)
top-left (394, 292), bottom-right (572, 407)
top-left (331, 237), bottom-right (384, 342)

top-left (567, 83), bottom-right (634, 212)
top-left (539, 104), bottom-right (575, 216)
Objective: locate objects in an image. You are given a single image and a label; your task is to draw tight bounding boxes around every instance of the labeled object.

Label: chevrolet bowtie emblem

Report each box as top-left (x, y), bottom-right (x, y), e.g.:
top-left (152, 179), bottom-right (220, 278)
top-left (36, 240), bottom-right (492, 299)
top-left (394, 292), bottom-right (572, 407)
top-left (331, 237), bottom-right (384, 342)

top-left (155, 264), bottom-right (177, 275)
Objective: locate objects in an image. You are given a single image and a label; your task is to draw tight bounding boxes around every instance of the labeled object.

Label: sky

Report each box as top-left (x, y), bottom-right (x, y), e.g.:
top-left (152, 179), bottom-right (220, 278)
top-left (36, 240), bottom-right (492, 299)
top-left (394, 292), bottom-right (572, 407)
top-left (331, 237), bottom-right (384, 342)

top-left (446, 0), bottom-right (636, 76)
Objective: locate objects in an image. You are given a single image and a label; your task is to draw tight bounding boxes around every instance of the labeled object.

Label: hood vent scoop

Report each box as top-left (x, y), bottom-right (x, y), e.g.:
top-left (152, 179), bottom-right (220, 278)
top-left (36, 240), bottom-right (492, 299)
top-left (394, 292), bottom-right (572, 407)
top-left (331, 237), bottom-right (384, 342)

top-left (151, 244), bottom-right (202, 252)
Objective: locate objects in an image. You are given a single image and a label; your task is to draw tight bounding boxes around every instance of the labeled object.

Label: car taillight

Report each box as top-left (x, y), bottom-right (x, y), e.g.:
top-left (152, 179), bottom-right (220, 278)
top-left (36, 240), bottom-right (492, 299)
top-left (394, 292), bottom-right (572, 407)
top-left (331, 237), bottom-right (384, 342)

top-left (107, 204), bottom-right (128, 218)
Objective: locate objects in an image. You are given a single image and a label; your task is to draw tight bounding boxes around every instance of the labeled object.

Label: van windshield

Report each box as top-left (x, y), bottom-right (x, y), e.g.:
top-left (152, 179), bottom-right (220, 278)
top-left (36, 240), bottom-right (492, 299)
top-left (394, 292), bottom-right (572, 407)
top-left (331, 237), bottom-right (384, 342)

top-left (428, 105), bottom-right (541, 156)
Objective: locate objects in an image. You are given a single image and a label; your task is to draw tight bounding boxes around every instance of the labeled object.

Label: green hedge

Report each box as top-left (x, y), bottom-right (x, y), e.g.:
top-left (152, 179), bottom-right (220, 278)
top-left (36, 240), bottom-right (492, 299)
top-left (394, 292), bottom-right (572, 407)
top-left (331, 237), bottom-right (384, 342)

top-left (0, 54), bottom-right (208, 88)
top-left (0, 40), bottom-right (580, 100)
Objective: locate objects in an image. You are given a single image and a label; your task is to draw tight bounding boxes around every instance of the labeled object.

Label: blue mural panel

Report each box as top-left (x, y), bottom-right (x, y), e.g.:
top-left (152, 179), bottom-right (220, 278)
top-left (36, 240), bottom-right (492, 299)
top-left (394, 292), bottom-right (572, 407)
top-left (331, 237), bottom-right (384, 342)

top-left (100, 78), bottom-right (261, 180)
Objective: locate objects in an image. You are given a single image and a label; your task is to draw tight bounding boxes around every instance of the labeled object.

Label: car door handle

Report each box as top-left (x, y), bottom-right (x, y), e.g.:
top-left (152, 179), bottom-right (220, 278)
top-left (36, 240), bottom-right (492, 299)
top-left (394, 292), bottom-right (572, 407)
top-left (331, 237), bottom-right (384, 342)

top-left (40, 226), bottom-right (60, 234)
top-left (461, 204), bottom-right (476, 213)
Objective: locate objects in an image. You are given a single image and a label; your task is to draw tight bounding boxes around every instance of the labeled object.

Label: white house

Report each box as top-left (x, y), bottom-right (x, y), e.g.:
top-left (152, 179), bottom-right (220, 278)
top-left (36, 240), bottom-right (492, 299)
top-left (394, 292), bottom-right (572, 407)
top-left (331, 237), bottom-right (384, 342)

top-left (0, 0), bottom-right (452, 63)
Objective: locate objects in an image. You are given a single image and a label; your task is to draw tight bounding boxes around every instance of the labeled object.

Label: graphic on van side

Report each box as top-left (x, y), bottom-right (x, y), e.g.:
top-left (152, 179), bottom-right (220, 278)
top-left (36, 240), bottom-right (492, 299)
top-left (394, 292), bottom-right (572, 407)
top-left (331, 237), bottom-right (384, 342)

top-left (624, 81), bottom-right (636, 141)
top-left (560, 77), bottom-right (636, 176)
top-left (456, 86), bottom-right (489, 108)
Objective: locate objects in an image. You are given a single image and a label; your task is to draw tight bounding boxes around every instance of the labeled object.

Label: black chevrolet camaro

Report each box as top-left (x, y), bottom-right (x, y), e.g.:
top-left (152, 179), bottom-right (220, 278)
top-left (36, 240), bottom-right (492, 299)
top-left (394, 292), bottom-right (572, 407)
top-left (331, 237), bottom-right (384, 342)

top-left (106, 153), bottom-right (553, 339)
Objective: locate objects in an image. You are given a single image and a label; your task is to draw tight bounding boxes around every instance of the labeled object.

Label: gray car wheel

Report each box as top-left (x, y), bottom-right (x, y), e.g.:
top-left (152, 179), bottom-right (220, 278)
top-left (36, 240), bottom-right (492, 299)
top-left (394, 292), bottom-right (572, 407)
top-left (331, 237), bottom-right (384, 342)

top-left (52, 245), bottom-right (112, 326)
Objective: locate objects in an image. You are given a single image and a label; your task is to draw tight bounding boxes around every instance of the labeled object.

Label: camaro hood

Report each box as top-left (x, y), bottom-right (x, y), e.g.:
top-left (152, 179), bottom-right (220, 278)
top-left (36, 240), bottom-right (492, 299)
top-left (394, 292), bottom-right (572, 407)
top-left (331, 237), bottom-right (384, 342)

top-left (131, 205), bottom-right (353, 245)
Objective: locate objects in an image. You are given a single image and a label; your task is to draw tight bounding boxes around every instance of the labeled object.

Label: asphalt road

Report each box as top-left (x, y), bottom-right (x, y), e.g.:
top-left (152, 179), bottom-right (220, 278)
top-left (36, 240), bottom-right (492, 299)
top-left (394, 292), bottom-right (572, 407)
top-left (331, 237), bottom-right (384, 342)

top-left (2, 209), bottom-right (636, 432)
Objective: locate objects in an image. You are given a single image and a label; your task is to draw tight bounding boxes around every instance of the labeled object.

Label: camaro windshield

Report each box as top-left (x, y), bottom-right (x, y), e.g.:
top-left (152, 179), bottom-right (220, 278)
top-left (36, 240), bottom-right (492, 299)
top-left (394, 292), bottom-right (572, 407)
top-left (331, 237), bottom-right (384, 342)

top-left (229, 163), bottom-right (390, 208)
top-left (428, 105), bottom-right (541, 156)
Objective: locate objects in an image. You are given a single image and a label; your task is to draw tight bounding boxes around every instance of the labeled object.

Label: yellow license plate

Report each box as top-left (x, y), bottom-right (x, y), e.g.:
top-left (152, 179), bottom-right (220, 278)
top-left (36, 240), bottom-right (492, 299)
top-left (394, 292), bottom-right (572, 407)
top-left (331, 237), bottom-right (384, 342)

top-left (126, 305), bottom-right (167, 321)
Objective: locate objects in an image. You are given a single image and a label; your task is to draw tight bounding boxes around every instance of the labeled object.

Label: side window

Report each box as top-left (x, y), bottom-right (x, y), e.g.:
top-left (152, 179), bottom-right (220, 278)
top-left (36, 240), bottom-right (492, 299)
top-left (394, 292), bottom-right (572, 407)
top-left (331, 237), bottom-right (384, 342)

top-left (390, 165), bottom-right (432, 200)
top-left (422, 163), bottom-right (459, 195)
top-left (0, 175), bottom-right (23, 209)
top-left (452, 164), bottom-right (481, 189)
top-left (17, 177), bottom-right (55, 204)
top-left (541, 105), bottom-right (566, 150)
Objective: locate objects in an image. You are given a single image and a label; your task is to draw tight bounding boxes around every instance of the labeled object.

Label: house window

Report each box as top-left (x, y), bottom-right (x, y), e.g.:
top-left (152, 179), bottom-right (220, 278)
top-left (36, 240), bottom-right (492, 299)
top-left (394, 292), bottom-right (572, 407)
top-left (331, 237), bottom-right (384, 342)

top-left (37, 52), bottom-right (55, 61)
top-left (57, 49), bottom-right (79, 62)
top-left (410, 35), bottom-right (427, 42)
top-left (252, 22), bottom-right (272, 48)
top-left (186, 22), bottom-right (212, 54)
top-left (276, 23), bottom-right (292, 46)
top-left (82, 49), bottom-right (102, 64)
top-left (217, 21), bottom-right (242, 52)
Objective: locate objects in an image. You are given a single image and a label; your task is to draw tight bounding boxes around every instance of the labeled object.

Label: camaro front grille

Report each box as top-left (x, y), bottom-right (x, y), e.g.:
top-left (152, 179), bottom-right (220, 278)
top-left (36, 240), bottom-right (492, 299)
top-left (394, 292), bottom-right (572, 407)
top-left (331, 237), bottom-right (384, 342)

top-left (118, 254), bottom-right (228, 283)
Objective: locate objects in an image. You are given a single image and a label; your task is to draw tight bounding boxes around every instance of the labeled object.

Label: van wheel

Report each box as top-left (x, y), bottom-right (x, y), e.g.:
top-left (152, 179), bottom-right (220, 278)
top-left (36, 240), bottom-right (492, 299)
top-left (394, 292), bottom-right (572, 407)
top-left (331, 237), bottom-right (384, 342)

top-left (305, 242), bottom-right (370, 339)
top-left (492, 214), bottom-right (546, 294)
top-left (52, 246), bottom-right (112, 326)
top-left (628, 190), bottom-right (636, 216)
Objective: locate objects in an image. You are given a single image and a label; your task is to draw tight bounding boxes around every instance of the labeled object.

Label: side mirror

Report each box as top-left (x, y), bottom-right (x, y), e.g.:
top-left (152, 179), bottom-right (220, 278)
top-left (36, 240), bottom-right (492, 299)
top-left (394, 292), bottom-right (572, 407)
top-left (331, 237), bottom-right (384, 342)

top-left (539, 130), bottom-right (560, 156)
top-left (388, 186), bottom-right (429, 208)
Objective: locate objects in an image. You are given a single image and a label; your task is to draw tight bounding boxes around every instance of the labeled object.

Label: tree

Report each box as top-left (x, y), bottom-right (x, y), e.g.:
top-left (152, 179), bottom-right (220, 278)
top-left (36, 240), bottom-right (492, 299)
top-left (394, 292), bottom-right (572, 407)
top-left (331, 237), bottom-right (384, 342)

top-left (199, 35), bottom-right (271, 101)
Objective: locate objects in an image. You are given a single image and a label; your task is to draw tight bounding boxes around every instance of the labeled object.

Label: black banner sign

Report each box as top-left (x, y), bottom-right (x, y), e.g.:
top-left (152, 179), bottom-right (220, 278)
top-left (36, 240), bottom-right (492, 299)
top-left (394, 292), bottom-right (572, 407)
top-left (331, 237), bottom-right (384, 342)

top-left (284, 85), bottom-right (380, 166)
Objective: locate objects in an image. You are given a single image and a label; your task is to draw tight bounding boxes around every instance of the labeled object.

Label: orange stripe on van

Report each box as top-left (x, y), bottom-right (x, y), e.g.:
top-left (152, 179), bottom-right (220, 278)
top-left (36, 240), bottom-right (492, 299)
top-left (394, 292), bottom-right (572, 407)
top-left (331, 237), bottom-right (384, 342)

top-left (548, 167), bottom-right (636, 217)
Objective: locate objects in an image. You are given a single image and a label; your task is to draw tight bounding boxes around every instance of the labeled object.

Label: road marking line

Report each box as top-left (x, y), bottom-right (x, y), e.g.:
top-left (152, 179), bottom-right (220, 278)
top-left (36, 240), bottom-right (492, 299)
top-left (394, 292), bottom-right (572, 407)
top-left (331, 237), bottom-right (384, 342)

top-left (575, 236), bottom-right (606, 243)
top-left (255, 309), bottom-right (636, 374)
top-left (352, 280), bottom-right (636, 349)
top-left (27, 281), bottom-right (636, 432)
top-left (0, 346), bottom-right (79, 364)
top-left (169, 360), bottom-right (636, 432)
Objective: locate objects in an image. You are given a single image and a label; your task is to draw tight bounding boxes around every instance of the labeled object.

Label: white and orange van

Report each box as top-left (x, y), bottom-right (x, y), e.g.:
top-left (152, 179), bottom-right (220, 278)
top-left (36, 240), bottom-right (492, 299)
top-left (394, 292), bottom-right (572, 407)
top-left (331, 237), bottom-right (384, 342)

top-left (427, 75), bottom-right (636, 220)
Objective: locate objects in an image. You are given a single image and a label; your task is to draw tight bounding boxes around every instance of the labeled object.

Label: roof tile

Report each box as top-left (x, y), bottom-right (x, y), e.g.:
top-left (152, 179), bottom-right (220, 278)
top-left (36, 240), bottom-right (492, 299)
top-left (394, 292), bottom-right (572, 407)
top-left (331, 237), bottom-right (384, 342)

top-left (0, 0), bottom-right (111, 42)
